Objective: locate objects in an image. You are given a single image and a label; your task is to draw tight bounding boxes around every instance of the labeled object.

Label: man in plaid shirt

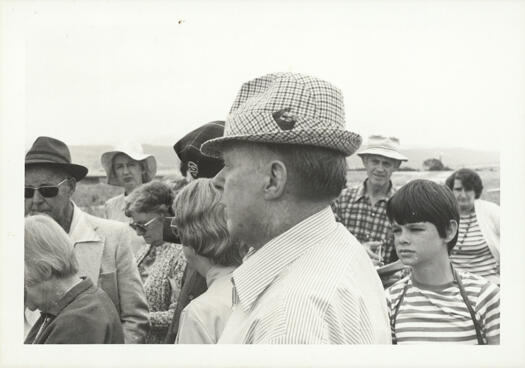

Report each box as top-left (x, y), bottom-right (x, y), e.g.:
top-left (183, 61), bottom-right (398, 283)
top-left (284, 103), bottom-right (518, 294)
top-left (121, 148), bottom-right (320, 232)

top-left (333, 135), bottom-right (407, 266)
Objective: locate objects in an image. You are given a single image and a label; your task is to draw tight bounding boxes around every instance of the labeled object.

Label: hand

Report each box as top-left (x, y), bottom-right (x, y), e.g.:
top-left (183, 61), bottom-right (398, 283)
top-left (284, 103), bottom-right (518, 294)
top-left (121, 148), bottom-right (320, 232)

top-left (363, 241), bottom-right (384, 266)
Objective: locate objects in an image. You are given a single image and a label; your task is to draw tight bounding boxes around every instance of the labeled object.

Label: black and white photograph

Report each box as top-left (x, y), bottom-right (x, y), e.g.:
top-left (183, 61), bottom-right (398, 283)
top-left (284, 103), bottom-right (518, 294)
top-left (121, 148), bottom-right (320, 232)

top-left (1, 0), bottom-right (524, 367)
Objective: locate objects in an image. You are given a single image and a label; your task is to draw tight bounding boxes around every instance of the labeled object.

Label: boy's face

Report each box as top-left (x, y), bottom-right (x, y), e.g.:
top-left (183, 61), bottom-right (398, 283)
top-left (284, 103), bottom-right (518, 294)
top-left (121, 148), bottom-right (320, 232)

top-left (392, 221), bottom-right (448, 267)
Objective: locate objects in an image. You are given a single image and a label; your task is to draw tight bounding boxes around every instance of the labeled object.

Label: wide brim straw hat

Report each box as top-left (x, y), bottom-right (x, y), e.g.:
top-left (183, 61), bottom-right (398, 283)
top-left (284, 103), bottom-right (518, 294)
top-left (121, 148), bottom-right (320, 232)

top-left (25, 136), bottom-right (88, 181)
top-left (357, 135), bottom-right (408, 162)
top-left (101, 142), bottom-right (157, 186)
top-left (201, 73), bottom-right (362, 158)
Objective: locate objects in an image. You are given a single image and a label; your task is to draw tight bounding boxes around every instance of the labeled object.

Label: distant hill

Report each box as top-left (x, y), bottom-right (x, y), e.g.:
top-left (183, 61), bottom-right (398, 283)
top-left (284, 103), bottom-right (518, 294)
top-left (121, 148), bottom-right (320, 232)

top-left (69, 144), bottom-right (498, 176)
top-left (347, 147), bottom-right (499, 170)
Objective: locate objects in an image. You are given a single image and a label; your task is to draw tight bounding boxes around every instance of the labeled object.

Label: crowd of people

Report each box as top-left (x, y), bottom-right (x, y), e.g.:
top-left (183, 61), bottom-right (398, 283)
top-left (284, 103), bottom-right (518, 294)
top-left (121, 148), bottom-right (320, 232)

top-left (23, 72), bottom-right (500, 344)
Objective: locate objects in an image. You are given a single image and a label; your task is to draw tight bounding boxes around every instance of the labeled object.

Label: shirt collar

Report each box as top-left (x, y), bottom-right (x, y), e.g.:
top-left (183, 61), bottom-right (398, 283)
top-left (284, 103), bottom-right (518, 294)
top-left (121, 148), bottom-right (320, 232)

top-left (68, 202), bottom-right (102, 243)
top-left (232, 206), bottom-right (337, 312)
top-left (45, 277), bottom-right (93, 317)
top-left (206, 265), bottom-right (236, 287)
top-left (354, 179), bottom-right (395, 203)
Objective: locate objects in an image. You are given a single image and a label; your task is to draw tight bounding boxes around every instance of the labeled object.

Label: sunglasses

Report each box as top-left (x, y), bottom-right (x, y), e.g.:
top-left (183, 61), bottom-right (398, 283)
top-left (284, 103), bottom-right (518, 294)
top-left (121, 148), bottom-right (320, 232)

top-left (129, 216), bottom-right (159, 234)
top-left (25, 178), bottom-right (69, 199)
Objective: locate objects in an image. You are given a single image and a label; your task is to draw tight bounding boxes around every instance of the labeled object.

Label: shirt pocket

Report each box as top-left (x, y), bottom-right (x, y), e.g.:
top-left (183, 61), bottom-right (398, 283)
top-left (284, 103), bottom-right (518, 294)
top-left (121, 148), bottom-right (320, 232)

top-left (99, 271), bottom-right (120, 314)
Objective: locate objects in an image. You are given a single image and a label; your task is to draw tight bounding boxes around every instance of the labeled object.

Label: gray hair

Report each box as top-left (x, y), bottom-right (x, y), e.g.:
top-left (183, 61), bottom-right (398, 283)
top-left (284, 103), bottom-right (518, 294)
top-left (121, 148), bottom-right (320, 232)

top-left (124, 180), bottom-right (175, 216)
top-left (259, 143), bottom-right (348, 201)
top-left (24, 215), bottom-right (79, 285)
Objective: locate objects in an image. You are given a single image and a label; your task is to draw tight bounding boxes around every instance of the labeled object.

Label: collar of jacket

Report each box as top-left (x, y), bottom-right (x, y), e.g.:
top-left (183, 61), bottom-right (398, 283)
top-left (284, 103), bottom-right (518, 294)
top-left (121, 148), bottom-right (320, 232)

top-left (68, 203), bottom-right (105, 284)
top-left (46, 277), bottom-right (94, 317)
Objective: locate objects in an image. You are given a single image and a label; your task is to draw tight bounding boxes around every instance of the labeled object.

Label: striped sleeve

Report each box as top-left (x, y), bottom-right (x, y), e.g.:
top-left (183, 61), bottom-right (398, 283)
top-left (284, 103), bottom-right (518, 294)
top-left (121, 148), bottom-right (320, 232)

top-left (475, 280), bottom-right (500, 339)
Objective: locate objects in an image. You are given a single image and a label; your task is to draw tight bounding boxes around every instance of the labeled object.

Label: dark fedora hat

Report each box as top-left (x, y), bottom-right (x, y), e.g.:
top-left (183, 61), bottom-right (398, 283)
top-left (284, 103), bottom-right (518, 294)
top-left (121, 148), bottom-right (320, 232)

top-left (174, 121), bottom-right (225, 179)
top-left (25, 136), bottom-right (88, 181)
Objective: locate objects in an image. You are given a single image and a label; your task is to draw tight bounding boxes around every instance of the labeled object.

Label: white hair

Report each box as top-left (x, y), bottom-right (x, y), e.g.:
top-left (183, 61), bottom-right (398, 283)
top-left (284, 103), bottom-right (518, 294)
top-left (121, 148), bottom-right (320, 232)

top-left (24, 215), bottom-right (78, 285)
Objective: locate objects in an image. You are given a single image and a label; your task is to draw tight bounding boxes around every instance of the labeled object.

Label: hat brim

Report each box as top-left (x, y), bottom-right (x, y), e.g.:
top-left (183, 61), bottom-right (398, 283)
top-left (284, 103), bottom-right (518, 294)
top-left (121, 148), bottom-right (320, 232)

top-left (201, 129), bottom-right (362, 158)
top-left (100, 151), bottom-right (157, 186)
top-left (357, 148), bottom-right (408, 162)
top-left (25, 161), bottom-right (88, 181)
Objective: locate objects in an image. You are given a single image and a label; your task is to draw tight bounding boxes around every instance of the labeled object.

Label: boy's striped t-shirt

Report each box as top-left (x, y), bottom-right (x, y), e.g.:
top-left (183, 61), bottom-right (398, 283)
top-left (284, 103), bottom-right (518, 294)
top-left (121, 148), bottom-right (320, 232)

top-left (450, 212), bottom-right (499, 283)
top-left (386, 272), bottom-right (500, 344)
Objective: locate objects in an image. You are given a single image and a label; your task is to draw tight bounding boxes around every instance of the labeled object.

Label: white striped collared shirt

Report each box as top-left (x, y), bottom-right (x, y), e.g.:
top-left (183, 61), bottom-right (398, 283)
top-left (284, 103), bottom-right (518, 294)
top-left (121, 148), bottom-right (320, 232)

top-left (218, 207), bottom-right (391, 344)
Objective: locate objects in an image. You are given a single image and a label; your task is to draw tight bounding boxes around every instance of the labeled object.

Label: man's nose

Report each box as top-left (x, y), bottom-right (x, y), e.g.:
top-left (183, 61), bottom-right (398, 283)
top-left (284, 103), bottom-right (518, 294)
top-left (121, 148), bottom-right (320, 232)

top-left (30, 189), bottom-right (45, 205)
top-left (396, 230), bottom-right (409, 244)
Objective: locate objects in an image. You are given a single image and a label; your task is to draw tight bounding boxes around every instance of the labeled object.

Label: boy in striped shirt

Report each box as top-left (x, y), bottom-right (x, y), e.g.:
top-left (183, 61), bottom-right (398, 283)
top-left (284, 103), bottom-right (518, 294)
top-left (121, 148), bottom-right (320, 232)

top-left (385, 179), bottom-right (500, 344)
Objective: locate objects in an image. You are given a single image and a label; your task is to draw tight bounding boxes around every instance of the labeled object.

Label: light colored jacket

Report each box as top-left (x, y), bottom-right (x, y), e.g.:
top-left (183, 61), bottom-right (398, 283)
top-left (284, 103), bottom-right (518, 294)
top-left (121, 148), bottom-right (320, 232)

top-left (474, 199), bottom-right (500, 263)
top-left (69, 203), bottom-right (150, 343)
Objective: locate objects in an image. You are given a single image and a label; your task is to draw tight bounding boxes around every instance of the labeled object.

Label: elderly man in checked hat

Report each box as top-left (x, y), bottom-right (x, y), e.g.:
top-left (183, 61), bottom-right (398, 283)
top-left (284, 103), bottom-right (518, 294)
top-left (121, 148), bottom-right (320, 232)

top-left (24, 136), bottom-right (149, 343)
top-left (201, 73), bottom-right (391, 344)
top-left (332, 135), bottom-right (408, 283)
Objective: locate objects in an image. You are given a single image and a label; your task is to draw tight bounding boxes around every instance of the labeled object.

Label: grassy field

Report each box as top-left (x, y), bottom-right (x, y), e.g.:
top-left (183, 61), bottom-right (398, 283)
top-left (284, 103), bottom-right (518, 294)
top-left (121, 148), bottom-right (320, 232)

top-left (74, 168), bottom-right (500, 216)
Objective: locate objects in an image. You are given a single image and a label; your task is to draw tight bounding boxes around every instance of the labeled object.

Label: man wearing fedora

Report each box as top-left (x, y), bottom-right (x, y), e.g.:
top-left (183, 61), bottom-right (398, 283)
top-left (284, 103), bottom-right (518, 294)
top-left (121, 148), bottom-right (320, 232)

top-left (333, 135), bottom-right (408, 269)
top-left (202, 73), bottom-right (391, 344)
top-left (25, 136), bottom-right (149, 344)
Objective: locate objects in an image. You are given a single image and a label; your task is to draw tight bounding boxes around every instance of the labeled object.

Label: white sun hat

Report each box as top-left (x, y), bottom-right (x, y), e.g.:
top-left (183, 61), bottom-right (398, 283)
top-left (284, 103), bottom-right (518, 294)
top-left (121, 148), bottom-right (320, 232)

top-left (357, 135), bottom-right (408, 162)
top-left (101, 142), bottom-right (157, 186)
top-left (201, 72), bottom-right (362, 158)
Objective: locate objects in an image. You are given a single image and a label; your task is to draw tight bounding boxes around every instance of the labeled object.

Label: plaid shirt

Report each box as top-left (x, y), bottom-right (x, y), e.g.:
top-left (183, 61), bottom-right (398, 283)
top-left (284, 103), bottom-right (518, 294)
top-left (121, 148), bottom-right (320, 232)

top-left (332, 180), bottom-right (398, 264)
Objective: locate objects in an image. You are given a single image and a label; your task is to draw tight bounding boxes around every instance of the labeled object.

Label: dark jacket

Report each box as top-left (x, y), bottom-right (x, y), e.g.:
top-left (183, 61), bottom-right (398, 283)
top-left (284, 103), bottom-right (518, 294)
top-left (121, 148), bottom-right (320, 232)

top-left (25, 278), bottom-right (124, 344)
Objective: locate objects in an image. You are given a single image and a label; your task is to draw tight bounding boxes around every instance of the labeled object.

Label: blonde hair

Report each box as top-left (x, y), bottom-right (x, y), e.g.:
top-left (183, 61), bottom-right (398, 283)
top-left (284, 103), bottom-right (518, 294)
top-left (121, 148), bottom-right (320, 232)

top-left (173, 178), bottom-right (241, 267)
top-left (24, 215), bottom-right (79, 285)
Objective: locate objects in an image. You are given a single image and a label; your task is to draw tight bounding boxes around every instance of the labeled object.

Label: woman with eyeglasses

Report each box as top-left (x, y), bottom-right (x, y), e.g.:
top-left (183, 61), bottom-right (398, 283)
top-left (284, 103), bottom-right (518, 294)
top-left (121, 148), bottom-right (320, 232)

top-left (124, 180), bottom-right (186, 344)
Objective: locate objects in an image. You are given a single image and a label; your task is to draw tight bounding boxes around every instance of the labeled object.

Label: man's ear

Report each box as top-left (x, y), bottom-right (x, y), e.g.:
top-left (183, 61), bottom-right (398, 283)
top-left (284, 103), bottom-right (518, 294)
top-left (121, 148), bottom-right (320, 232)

top-left (445, 219), bottom-right (458, 243)
top-left (394, 160), bottom-right (402, 169)
top-left (65, 177), bottom-right (77, 196)
top-left (263, 160), bottom-right (288, 200)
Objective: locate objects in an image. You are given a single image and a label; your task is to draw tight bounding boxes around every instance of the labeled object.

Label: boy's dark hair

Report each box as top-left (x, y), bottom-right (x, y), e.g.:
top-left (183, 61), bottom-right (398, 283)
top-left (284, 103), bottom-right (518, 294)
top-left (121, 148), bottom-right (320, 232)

top-left (445, 168), bottom-right (484, 199)
top-left (386, 179), bottom-right (460, 254)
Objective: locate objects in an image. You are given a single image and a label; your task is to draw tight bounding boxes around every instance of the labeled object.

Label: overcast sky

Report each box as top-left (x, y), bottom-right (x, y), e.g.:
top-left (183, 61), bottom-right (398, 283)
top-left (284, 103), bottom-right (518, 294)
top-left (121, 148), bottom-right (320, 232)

top-left (17, 0), bottom-right (524, 151)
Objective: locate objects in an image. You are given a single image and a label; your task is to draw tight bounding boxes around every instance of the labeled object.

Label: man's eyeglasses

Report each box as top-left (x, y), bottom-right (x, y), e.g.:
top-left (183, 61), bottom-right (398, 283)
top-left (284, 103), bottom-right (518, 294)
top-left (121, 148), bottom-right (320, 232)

top-left (25, 178), bottom-right (69, 199)
top-left (129, 216), bottom-right (159, 234)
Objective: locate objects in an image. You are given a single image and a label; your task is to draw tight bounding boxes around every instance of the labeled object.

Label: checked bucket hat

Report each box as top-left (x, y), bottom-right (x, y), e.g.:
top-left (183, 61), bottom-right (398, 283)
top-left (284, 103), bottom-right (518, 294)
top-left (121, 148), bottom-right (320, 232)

top-left (201, 72), bottom-right (362, 158)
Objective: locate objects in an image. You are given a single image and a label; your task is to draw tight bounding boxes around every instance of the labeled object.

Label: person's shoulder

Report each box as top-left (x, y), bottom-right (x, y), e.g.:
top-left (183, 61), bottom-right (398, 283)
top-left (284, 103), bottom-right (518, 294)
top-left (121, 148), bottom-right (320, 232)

top-left (459, 271), bottom-right (498, 288)
top-left (386, 275), bottom-right (410, 296)
top-left (162, 242), bottom-right (184, 255)
top-left (60, 286), bottom-right (119, 323)
top-left (341, 184), bottom-right (362, 197)
top-left (83, 210), bottom-right (129, 231)
top-left (475, 199), bottom-right (500, 212)
top-left (105, 194), bottom-right (124, 206)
